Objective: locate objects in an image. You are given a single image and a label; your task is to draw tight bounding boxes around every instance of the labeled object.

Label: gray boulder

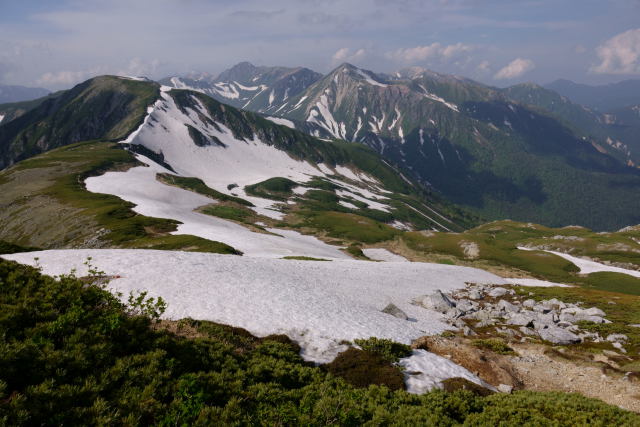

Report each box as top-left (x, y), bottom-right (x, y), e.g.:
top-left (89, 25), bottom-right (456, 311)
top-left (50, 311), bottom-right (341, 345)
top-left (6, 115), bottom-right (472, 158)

top-left (538, 326), bottom-right (581, 345)
top-left (414, 290), bottom-right (456, 313)
top-left (488, 287), bottom-right (508, 298)
top-left (582, 307), bottom-right (606, 317)
top-left (506, 312), bottom-right (536, 327)
top-left (456, 299), bottom-right (478, 312)
top-left (522, 299), bottom-right (536, 308)
top-left (381, 303), bottom-right (408, 320)
top-left (468, 289), bottom-right (483, 300)
top-left (606, 334), bottom-right (628, 343)
top-left (497, 300), bottom-right (519, 313)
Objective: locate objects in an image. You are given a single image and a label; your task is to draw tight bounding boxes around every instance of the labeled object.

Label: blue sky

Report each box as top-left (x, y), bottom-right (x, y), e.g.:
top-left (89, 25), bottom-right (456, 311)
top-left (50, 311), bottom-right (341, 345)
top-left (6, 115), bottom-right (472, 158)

top-left (0, 0), bottom-right (639, 89)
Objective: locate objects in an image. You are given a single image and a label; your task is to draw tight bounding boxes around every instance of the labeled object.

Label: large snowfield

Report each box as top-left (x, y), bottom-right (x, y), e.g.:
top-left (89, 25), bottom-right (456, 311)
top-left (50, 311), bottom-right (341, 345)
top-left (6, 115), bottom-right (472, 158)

top-left (2, 249), bottom-right (506, 391)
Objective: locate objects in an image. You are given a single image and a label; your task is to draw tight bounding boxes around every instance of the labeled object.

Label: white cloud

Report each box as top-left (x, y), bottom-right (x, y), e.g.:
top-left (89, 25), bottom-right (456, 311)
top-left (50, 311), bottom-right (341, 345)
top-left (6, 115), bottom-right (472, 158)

top-left (494, 58), bottom-right (535, 79)
top-left (387, 42), bottom-right (473, 64)
top-left (331, 47), bottom-right (367, 65)
top-left (590, 28), bottom-right (640, 74)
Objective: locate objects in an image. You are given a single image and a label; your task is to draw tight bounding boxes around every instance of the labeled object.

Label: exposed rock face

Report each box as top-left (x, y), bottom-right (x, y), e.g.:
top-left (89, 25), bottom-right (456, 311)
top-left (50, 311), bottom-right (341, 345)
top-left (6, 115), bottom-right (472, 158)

top-left (537, 326), bottom-right (581, 345)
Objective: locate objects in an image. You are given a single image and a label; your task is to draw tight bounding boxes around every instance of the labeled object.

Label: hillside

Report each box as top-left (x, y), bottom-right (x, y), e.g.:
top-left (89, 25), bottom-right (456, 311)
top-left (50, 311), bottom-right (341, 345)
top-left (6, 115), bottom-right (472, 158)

top-left (0, 76), bottom-right (159, 169)
top-left (546, 78), bottom-right (640, 112)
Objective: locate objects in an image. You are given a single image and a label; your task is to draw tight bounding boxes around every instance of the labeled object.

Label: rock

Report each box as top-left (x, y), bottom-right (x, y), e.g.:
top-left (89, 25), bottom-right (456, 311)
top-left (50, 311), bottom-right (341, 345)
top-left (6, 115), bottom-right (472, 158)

top-left (572, 313), bottom-right (607, 324)
top-left (477, 319), bottom-right (496, 328)
top-left (538, 326), bottom-right (581, 345)
top-left (606, 334), bottom-right (628, 343)
top-left (444, 307), bottom-right (464, 319)
top-left (381, 303), bottom-right (408, 320)
top-left (559, 312), bottom-right (576, 323)
top-left (414, 290), bottom-right (455, 313)
top-left (488, 287), bottom-right (508, 298)
top-left (468, 289), bottom-right (483, 300)
top-left (497, 384), bottom-right (514, 393)
top-left (542, 298), bottom-right (566, 310)
top-left (613, 342), bottom-right (627, 353)
top-left (532, 304), bottom-right (552, 314)
top-left (456, 299), bottom-right (478, 312)
top-left (463, 326), bottom-right (476, 336)
top-left (506, 312), bottom-right (536, 327)
top-left (582, 307), bottom-right (606, 317)
top-left (497, 300), bottom-right (519, 313)
top-left (522, 299), bottom-right (536, 308)
top-left (519, 326), bottom-right (536, 336)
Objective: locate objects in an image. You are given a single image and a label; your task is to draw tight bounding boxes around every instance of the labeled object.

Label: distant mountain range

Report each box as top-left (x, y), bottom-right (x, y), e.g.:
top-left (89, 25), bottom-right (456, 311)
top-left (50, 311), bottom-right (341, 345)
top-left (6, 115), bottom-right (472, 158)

top-left (545, 79), bottom-right (640, 112)
top-left (0, 84), bottom-right (48, 104)
top-left (2, 65), bottom-right (640, 230)
top-left (161, 62), bottom-right (640, 230)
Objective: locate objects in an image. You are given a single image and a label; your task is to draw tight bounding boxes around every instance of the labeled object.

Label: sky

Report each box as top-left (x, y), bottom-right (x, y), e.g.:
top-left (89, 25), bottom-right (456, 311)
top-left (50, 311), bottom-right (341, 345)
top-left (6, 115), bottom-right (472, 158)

top-left (0, 0), bottom-right (639, 90)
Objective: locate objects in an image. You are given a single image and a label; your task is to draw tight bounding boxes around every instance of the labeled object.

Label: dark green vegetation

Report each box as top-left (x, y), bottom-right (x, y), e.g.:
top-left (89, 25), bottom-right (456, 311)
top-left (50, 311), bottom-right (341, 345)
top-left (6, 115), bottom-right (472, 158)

top-left (156, 173), bottom-right (252, 206)
top-left (0, 241), bottom-right (39, 255)
top-left (281, 256), bottom-right (331, 261)
top-left (471, 339), bottom-right (516, 355)
top-left (2, 259), bottom-right (637, 426)
top-left (245, 177), bottom-right (298, 201)
top-left (353, 337), bottom-right (413, 363)
top-left (0, 141), bottom-right (239, 254)
top-left (0, 76), bottom-right (160, 170)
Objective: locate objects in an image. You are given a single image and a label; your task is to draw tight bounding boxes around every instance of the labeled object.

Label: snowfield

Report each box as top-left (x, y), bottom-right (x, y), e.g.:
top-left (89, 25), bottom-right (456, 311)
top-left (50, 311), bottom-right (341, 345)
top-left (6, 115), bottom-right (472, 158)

top-left (3, 249), bottom-right (504, 372)
top-left (519, 247), bottom-right (640, 278)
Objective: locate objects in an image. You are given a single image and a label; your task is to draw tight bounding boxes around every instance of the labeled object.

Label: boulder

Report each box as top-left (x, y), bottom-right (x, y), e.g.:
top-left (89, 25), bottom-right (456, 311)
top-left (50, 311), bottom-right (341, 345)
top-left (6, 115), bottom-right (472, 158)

top-left (538, 326), bottom-right (581, 345)
top-left (522, 299), bottom-right (536, 308)
top-left (542, 298), bottom-right (566, 310)
top-left (582, 307), bottom-right (606, 317)
top-left (488, 287), bottom-right (508, 298)
top-left (572, 313), bottom-right (607, 324)
top-left (506, 312), bottom-right (536, 327)
top-left (456, 299), bottom-right (478, 312)
top-left (381, 303), bottom-right (408, 320)
top-left (497, 384), bottom-right (514, 394)
top-left (468, 289), bottom-right (483, 300)
top-left (413, 290), bottom-right (456, 313)
top-left (497, 300), bottom-right (519, 313)
top-left (606, 334), bottom-right (628, 343)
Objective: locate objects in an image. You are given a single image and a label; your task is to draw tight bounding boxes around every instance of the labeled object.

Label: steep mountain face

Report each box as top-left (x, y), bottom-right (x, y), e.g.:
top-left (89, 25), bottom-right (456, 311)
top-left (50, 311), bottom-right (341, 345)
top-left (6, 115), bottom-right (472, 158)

top-left (161, 62), bottom-right (322, 114)
top-left (545, 78), bottom-right (640, 111)
top-left (266, 63), bottom-right (640, 230)
top-left (0, 76), bottom-right (159, 169)
top-left (0, 84), bottom-right (49, 104)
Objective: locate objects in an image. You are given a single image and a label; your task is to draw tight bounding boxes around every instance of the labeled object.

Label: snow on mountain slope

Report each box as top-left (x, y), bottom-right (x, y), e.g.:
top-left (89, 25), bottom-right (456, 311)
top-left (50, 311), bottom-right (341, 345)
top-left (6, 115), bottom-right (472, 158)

top-left (2, 248), bottom-right (506, 368)
top-left (265, 116), bottom-right (295, 129)
top-left (85, 86), bottom-right (396, 258)
top-left (86, 155), bottom-right (349, 259)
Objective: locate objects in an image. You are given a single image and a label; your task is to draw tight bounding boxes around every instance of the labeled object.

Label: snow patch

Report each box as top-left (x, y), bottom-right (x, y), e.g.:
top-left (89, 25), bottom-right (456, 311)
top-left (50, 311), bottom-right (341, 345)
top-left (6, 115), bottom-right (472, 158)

top-left (2, 249), bottom-right (508, 364)
top-left (355, 69), bottom-right (388, 87)
top-left (266, 116), bottom-right (295, 129)
top-left (418, 84), bottom-right (459, 112)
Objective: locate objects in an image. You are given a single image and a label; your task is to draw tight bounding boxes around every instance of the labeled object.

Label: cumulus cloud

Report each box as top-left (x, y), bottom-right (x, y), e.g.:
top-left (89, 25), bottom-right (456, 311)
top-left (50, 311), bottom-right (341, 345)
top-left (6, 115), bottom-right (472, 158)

top-left (494, 58), bottom-right (535, 79)
top-left (331, 47), bottom-right (367, 65)
top-left (591, 28), bottom-right (640, 74)
top-left (387, 42), bottom-right (472, 64)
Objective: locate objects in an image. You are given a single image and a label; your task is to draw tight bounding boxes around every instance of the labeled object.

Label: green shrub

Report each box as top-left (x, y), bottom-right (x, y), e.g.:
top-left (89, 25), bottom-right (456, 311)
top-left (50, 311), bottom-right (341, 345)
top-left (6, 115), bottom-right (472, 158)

top-left (324, 348), bottom-right (405, 390)
top-left (353, 337), bottom-right (412, 363)
top-left (471, 338), bottom-right (516, 355)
